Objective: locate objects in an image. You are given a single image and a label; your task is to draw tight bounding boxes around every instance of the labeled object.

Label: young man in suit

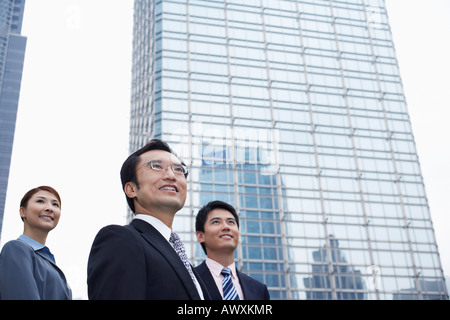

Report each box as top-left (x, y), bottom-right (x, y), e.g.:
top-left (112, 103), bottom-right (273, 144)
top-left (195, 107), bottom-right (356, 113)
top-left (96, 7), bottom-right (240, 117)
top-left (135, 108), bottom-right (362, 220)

top-left (87, 139), bottom-right (210, 300)
top-left (195, 201), bottom-right (270, 300)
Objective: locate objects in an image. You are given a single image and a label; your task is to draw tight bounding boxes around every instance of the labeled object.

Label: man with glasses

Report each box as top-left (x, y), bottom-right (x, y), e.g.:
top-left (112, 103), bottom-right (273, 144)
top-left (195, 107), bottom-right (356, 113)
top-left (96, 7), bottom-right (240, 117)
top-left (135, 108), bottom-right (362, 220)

top-left (87, 139), bottom-right (210, 300)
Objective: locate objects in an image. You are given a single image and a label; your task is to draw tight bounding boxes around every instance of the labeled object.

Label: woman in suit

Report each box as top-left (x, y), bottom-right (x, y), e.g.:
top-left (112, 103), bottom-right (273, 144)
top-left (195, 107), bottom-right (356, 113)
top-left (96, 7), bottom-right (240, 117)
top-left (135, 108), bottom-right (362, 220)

top-left (0, 186), bottom-right (72, 300)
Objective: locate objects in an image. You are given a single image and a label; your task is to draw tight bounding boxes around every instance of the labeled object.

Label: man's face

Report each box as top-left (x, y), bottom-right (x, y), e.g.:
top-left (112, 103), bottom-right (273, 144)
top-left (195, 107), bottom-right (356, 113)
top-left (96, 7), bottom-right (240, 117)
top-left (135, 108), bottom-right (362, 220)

top-left (197, 208), bottom-right (239, 255)
top-left (129, 150), bottom-right (187, 215)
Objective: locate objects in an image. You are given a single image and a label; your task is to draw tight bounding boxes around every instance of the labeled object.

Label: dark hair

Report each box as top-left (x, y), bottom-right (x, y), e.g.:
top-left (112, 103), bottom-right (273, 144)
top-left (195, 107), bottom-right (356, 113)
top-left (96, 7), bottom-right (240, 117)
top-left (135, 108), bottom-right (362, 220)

top-left (20, 186), bottom-right (61, 221)
top-left (120, 139), bottom-right (188, 213)
top-left (195, 200), bottom-right (239, 254)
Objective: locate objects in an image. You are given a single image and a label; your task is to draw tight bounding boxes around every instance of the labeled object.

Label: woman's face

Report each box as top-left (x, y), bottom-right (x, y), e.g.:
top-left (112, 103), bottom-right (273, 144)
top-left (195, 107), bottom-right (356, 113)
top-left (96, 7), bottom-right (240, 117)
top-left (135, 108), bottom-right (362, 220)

top-left (20, 190), bottom-right (61, 233)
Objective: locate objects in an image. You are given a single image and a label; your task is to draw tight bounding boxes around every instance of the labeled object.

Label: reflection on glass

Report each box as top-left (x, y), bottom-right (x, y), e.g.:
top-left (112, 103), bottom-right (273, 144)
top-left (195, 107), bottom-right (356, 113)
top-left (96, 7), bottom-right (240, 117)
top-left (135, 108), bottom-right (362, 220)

top-left (394, 279), bottom-right (447, 300)
top-left (303, 235), bottom-right (366, 300)
top-left (130, 0), bottom-right (448, 300)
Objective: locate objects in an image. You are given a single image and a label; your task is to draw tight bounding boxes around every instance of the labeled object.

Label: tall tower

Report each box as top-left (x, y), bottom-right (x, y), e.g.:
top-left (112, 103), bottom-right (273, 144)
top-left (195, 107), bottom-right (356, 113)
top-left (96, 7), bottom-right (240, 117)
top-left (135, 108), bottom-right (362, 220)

top-left (129, 0), bottom-right (447, 299)
top-left (0, 0), bottom-right (27, 238)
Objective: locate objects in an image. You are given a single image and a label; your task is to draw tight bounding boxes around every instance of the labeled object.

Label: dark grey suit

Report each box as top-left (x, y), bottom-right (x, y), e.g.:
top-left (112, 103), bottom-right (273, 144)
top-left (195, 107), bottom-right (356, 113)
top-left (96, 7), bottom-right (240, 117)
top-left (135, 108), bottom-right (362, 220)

top-left (195, 260), bottom-right (270, 300)
top-left (88, 219), bottom-right (210, 300)
top-left (0, 239), bottom-right (72, 300)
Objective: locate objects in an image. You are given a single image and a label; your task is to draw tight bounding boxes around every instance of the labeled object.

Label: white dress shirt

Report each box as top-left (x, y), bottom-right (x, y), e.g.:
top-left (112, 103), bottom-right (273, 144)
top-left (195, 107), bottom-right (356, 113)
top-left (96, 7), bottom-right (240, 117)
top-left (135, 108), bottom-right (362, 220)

top-left (205, 257), bottom-right (244, 299)
top-left (133, 214), bottom-right (204, 299)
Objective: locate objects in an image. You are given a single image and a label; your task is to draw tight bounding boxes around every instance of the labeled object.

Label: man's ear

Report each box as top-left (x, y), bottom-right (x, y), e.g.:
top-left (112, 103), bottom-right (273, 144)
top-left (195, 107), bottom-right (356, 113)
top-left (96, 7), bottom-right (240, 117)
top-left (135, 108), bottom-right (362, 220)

top-left (196, 231), bottom-right (205, 244)
top-left (124, 182), bottom-right (137, 199)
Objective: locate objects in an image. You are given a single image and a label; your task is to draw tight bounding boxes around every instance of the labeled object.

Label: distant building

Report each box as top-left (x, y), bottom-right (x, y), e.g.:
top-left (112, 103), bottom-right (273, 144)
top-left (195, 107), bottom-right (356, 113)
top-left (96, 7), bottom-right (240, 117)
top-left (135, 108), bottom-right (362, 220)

top-left (129, 0), bottom-right (447, 299)
top-left (394, 278), bottom-right (447, 300)
top-left (0, 0), bottom-right (27, 238)
top-left (303, 235), bottom-right (366, 300)
top-left (446, 276), bottom-right (450, 297)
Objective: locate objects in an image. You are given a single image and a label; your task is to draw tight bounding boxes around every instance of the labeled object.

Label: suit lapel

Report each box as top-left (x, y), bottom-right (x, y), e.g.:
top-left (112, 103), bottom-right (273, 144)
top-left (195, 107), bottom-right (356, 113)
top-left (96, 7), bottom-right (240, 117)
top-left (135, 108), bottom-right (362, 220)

top-left (192, 264), bottom-right (212, 300)
top-left (35, 250), bottom-right (55, 265)
top-left (195, 261), bottom-right (222, 300)
top-left (35, 250), bottom-right (70, 285)
top-left (130, 219), bottom-right (201, 300)
top-left (237, 270), bottom-right (251, 300)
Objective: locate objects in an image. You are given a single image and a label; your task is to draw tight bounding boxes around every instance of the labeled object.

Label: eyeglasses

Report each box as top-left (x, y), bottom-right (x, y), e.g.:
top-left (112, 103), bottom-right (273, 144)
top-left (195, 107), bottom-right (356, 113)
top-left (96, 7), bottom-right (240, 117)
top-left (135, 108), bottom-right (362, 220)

top-left (137, 160), bottom-right (188, 176)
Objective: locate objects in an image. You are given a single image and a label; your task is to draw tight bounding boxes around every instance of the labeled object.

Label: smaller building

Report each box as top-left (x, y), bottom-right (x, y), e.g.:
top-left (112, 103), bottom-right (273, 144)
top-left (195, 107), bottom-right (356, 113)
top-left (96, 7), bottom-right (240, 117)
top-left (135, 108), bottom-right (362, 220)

top-left (0, 0), bottom-right (27, 237)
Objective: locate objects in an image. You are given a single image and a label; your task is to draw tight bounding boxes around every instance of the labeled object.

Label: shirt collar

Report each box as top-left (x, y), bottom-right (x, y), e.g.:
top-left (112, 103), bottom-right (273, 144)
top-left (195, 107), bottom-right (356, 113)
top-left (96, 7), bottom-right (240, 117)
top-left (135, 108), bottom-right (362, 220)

top-left (133, 214), bottom-right (172, 242)
top-left (18, 234), bottom-right (56, 264)
top-left (205, 257), bottom-right (238, 279)
top-left (18, 234), bottom-right (45, 251)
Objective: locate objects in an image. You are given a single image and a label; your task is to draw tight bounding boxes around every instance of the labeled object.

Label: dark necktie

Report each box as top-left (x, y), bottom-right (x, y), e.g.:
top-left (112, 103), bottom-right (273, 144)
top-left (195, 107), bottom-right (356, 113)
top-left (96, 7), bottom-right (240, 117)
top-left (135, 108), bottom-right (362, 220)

top-left (221, 267), bottom-right (240, 300)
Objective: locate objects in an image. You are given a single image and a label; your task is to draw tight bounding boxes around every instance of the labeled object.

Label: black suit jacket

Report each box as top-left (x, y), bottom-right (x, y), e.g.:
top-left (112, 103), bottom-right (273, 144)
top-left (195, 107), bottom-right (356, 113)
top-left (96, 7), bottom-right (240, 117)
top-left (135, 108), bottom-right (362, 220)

top-left (87, 219), bottom-right (210, 300)
top-left (194, 260), bottom-right (270, 300)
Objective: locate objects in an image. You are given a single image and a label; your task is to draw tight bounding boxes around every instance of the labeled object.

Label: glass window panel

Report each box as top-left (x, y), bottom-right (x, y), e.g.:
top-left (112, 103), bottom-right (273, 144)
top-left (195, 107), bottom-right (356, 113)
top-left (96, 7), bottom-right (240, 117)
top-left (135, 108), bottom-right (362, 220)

top-left (261, 221), bottom-right (275, 234)
top-left (248, 246), bottom-right (262, 259)
top-left (263, 247), bottom-right (278, 260)
top-left (265, 273), bottom-right (280, 287)
top-left (244, 220), bottom-right (260, 233)
top-left (163, 19), bottom-right (187, 33)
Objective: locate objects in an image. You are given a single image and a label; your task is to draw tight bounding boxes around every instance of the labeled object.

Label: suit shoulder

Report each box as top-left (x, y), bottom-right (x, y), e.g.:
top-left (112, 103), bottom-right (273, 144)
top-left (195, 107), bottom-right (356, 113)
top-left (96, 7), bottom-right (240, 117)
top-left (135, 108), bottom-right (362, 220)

top-left (93, 224), bottom-right (137, 241)
top-left (194, 261), bottom-right (209, 274)
top-left (0, 240), bottom-right (35, 268)
top-left (90, 224), bottom-right (143, 256)
top-left (96, 224), bottom-right (130, 233)
top-left (237, 270), bottom-right (270, 300)
top-left (238, 270), bottom-right (267, 288)
top-left (1, 239), bottom-right (33, 255)
top-left (88, 223), bottom-right (145, 270)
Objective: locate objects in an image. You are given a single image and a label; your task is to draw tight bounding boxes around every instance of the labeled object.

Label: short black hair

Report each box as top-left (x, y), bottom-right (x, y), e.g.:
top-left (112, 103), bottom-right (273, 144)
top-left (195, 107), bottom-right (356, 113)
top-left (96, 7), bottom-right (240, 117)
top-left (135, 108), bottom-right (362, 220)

top-left (195, 200), bottom-right (239, 254)
top-left (120, 139), bottom-right (188, 213)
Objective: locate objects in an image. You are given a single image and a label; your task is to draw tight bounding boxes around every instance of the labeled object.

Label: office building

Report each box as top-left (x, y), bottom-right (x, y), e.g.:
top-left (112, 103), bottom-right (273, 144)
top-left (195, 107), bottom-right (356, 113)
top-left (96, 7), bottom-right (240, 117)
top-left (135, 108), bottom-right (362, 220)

top-left (129, 0), bottom-right (447, 299)
top-left (0, 0), bottom-right (27, 238)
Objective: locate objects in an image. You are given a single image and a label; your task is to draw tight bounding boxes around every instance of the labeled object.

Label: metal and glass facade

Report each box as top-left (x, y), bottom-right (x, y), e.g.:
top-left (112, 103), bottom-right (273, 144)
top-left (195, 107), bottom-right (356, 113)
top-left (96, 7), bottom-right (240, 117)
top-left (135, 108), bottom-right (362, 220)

top-left (129, 0), bottom-right (447, 299)
top-left (0, 0), bottom-right (26, 238)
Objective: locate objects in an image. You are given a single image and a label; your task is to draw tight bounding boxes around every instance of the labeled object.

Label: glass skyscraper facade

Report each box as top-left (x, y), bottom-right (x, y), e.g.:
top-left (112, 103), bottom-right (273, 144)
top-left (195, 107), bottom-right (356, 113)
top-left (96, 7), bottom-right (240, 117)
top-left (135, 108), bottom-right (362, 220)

top-left (0, 0), bottom-right (27, 238)
top-left (129, 0), bottom-right (447, 299)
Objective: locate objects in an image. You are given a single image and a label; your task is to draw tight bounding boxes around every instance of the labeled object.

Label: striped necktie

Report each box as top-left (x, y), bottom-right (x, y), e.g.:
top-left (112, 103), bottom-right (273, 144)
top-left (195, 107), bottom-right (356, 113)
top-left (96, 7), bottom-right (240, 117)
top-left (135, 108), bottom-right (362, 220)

top-left (169, 231), bottom-right (198, 286)
top-left (221, 267), bottom-right (240, 300)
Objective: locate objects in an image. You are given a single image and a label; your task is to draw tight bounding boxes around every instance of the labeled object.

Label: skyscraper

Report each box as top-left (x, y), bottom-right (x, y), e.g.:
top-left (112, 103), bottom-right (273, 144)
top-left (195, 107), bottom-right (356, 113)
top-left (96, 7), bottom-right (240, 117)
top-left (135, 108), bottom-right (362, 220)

top-left (129, 0), bottom-right (447, 299)
top-left (0, 0), bottom-right (27, 238)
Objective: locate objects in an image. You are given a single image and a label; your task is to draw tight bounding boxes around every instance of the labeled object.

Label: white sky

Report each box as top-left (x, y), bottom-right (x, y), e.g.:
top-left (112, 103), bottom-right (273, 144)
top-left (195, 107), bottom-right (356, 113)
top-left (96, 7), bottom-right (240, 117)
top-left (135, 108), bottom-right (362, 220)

top-left (0, 0), bottom-right (449, 300)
